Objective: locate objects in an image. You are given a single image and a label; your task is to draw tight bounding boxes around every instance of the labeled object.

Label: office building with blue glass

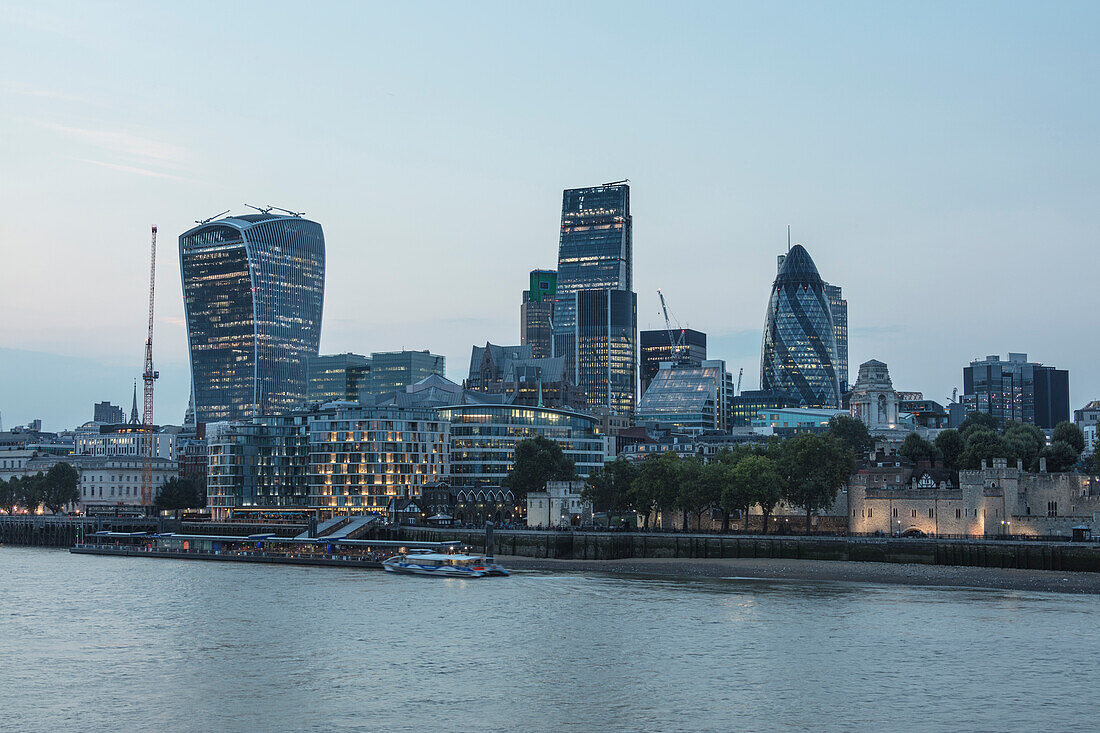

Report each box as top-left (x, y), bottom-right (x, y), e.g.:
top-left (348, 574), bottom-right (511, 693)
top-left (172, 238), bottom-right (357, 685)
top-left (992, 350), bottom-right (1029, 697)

top-left (180, 212), bottom-right (325, 424)
top-left (552, 183), bottom-right (637, 415)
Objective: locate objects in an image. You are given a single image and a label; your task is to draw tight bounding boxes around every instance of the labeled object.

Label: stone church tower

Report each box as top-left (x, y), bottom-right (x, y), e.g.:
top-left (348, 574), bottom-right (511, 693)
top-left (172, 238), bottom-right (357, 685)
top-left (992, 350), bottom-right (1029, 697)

top-left (850, 359), bottom-right (898, 429)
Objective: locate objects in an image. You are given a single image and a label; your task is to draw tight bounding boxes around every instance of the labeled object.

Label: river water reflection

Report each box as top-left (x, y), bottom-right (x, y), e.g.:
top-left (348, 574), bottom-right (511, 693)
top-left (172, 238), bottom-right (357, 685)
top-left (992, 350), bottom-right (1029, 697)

top-left (1, 547), bottom-right (1096, 732)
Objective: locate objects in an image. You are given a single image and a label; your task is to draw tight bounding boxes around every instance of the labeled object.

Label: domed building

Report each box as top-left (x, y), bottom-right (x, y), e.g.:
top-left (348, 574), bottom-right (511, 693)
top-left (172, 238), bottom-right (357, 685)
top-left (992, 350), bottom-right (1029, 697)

top-left (849, 359), bottom-right (899, 430)
top-left (760, 245), bottom-right (841, 408)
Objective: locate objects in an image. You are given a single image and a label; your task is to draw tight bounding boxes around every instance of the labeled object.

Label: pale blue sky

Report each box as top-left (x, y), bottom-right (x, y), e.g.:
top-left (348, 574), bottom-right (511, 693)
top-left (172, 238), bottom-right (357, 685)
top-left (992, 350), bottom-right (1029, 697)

top-left (1, 1), bottom-right (1098, 430)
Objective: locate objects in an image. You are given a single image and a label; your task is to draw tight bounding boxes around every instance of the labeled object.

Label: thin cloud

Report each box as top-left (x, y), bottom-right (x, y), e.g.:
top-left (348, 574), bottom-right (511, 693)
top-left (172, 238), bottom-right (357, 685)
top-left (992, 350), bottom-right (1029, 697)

top-left (42, 121), bottom-right (188, 165)
top-left (74, 157), bottom-right (199, 183)
top-left (0, 80), bottom-right (99, 105)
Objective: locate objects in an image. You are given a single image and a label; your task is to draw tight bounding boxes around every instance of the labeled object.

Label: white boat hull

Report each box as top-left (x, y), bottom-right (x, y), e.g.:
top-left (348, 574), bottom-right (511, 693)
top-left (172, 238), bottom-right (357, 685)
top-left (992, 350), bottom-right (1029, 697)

top-left (382, 560), bottom-right (485, 578)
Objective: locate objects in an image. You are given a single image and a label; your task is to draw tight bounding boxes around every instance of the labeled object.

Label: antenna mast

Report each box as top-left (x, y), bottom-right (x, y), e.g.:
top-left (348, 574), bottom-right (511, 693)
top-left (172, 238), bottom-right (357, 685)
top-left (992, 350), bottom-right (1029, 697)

top-left (141, 226), bottom-right (160, 511)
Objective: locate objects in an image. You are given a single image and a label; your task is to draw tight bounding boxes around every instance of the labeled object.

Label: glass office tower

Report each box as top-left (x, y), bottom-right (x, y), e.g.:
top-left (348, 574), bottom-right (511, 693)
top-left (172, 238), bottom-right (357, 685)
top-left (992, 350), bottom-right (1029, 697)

top-left (180, 213), bottom-right (325, 423)
top-left (521, 269), bottom-right (556, 358)
top-left (761, 245), bottom-right (841, 408)
top-left (825, 284), bottom-right (848, 390)
top-left (552, 183), bottom-right (636, 413)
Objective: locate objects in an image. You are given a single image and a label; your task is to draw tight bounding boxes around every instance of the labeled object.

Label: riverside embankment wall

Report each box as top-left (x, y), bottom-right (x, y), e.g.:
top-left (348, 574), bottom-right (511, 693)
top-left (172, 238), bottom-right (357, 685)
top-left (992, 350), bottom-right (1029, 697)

top-left (398, 527), bottom-right (1100, 573)
top-left (0, 517), bottom-right (304, 547)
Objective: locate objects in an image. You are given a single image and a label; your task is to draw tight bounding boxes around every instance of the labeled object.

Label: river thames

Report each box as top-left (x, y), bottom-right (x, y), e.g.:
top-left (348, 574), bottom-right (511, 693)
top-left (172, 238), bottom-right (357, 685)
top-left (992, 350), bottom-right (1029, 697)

top-left (2, 546), bottom-right (1096, 732)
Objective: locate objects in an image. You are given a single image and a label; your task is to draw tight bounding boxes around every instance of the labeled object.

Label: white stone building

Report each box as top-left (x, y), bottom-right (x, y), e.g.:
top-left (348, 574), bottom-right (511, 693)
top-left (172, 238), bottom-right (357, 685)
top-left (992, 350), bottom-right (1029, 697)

top-left (0, 453), bottom-right (177, 513)
top-left (850, 359), bottom-right (899, 431)
top-left (526, 480), bottom-right (591, 528)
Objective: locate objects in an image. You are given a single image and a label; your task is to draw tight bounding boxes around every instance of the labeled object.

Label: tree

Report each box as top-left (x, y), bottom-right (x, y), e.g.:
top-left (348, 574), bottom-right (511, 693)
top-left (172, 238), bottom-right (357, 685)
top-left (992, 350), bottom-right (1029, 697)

top-left (701, 461), bottom-right (733, 531)
top-left (934, 430), bottom-right (965, 475)
top-left (828, 415), bottom-right (872, 458)
top-left (631, 451), bottom-right (681, 529)
top-left (959, 428), bottom-right (1013, 470)
top-left (1040, 441), bottom-right (1080, 473)
top-left (959, 411), bottom-right (1000, 436)
top-left (154, 477), bottom-right (204, 516)
top-left (0, 478), bottom-right (19, 515)
top-left (1088, 450), bottom-right (1100, 476)
top-left (19, 472), bottom-right (45, 515)
top-left (778, 434), bottom-right (854, 534)
top-left (582, 459), bottom-right (638, 526)
top-left (42, 462), bottom-right (80, 514)
top-left (1052, 421), bottom-right (1085, 455)
top-left (674, 456), bottom-right (714, 531)
top-left (502, 436), bottom-right (574, 500)
top-left (898, 433), bottom-right (940, 463)
top-left (728, 454), bottom-right (783, 534)
top-left (1003, 423), bottom-right (1046, 470)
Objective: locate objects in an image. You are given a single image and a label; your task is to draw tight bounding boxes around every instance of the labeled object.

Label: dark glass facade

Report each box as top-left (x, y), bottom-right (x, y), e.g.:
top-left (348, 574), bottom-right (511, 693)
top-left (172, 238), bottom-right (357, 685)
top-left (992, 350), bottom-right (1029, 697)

top-left (306, 353), bottom-right (370, 403)
top-left (825, 284), bottom-right (848, 390)
top-left (760, 245), bottom-right (841, 408)
top-left (731, 389), bottom-right (801, 427)
top-left (575, 289), bottom-right (637, 415)
top-left (639, 328), bottom-right (707, 397)
top-left (180, 214), bottom-right (325, 423)
top-left (963, 353), bottom-right (1069, 429)
top-left (551, 184), bottom-right (636, 413)
top-left (521, 269), bottom-right (556, 358)
top-left (366, 350), bottom-right (446, 400)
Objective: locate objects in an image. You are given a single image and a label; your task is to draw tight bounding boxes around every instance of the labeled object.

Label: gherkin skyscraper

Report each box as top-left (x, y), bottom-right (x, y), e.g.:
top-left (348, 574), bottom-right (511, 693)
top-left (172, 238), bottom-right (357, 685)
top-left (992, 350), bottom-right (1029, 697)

top-left (760, 244), bottom-right (840, 408)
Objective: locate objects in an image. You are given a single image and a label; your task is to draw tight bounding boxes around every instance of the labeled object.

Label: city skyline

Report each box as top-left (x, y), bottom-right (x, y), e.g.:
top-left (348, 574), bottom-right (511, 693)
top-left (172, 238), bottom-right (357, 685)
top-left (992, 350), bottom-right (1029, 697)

top-left (3, 2), bottom-right (1100, 429)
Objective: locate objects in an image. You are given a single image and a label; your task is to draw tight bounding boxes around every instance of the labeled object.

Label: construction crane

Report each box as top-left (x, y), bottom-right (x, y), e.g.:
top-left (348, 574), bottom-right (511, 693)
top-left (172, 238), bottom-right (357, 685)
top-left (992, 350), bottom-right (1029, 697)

top-left (657, 289), bottom-right (686, 363)
top-left (141, 226), bottom-right (160, 512)
top-left (736, 367), bottom-right (743, 396)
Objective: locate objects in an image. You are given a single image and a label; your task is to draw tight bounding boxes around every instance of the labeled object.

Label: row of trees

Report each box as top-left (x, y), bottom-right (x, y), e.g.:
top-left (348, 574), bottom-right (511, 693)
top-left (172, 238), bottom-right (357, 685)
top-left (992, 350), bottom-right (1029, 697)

top-left (583, 432), bottom-right (855, 533)
top-left (893, 413), bottom-right (1088, 475)
top-left (0, 463), bottom-right (80, 515)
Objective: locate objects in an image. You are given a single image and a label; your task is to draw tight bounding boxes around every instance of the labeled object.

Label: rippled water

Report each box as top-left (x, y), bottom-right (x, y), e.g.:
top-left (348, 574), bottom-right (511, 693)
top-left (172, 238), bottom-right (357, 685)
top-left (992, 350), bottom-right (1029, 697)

top-left (1, 547), bottom-right (1097, 732)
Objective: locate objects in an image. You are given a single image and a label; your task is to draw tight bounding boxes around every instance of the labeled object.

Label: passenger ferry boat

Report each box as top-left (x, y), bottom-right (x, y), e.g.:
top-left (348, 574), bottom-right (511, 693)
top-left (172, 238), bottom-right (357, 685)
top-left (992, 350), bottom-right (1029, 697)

top-left (381, 552), bottom-right (509, 578)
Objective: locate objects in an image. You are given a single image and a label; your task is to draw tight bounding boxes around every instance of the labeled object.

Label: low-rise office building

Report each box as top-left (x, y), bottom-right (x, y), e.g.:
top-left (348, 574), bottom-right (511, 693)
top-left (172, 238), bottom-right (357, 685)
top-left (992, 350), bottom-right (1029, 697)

top-left (636, 360), bottom-right (733, 433)
top-left (74, 425), bottom-right (174, 460)
top-left (436, 404), bottom-right (605, 488)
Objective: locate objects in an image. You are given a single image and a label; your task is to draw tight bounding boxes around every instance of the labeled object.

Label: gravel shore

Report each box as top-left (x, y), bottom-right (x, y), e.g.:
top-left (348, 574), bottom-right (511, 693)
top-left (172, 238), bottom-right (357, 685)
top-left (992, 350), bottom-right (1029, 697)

top-left (499, 555), bottom-right (1100, 594)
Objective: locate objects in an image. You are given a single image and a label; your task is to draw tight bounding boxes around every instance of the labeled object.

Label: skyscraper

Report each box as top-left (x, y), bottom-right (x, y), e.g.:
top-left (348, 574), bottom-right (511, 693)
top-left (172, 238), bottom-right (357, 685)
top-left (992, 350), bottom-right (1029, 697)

top-left (761, 244), bottom-right (841, 408)
top-left (825, 284), bottom-right (848, 390)
top-left (552, 183), bottom-right (636, 414)
top-left (780, 252), bottom-right (847, 392)
top-left (574, 288), bottom-right (637, 414)
top-left (180, 212), bottom-right (325, 423)
top-left (520, 269), bottom-right (556, 358)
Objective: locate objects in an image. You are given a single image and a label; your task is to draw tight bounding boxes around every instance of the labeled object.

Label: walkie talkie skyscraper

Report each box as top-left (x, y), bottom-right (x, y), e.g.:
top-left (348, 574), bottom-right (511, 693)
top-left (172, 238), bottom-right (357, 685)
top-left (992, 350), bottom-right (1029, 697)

top-left (180, 212), bottom-right (325, 424)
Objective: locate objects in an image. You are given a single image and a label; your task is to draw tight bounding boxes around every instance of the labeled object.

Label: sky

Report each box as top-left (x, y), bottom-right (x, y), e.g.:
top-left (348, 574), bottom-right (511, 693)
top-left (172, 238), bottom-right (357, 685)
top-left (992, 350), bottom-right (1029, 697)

top-left (1, 1), bottom-right (1098, 431)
